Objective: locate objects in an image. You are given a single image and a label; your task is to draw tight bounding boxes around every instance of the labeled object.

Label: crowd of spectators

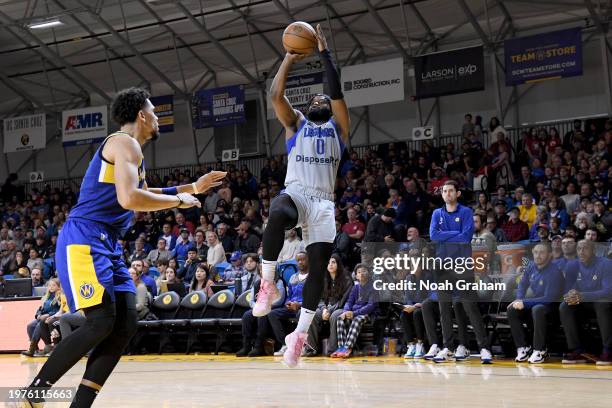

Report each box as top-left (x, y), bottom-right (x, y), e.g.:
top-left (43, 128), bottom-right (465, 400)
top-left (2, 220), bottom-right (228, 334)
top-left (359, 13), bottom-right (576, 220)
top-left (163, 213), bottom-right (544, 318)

top-left (1, 114), bottom-right (611, 358)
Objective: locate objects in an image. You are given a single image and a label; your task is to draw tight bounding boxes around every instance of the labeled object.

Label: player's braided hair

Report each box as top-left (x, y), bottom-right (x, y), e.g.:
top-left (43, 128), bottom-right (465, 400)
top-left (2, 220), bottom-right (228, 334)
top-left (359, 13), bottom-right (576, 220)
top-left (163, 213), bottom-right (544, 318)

top-left (111, 87), bottom-right (151, 126)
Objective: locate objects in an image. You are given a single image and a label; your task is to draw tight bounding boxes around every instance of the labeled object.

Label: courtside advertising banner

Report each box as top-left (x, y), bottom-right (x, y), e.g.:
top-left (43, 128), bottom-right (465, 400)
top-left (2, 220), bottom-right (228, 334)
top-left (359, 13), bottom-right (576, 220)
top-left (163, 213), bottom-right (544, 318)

top-left (266, 72), bottom-right (324, 119)
top-left (504, 27), bottom-right (582, 86)
top-left (414, 46), bottom-right (484, 99)
top-left (3, 113), bottom-right (46, 153)
top-left (150, 95), bottom-right (174, 133)
top-left (62, 105), bottom-right (108, 146)
top-left (192, 85), bottom-right (246, 128)
top-left (341, 58), bottom-right (404, 107)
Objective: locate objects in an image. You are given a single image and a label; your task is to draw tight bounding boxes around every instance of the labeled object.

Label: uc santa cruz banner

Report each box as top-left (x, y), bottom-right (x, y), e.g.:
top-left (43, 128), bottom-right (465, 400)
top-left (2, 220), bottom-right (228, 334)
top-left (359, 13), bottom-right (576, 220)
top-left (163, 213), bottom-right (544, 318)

top-left (504, 27), bottom-right (582, 86)
top-left (192, 85), bottom-right (246, 128)
top-left (266, 72), bottom-right (324, 119)
top-left (3, 113), bottom-right (46, 153)
top-left (150, 95), bottom-right (174, 133)
top-left (414, 46), bottom-right (484, 99)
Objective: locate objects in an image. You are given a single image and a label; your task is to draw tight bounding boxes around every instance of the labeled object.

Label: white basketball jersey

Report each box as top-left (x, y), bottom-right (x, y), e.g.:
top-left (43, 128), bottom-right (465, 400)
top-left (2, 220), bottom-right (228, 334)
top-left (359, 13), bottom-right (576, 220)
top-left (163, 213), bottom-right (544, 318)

top-left (284, 118), bottom-right (345, 196)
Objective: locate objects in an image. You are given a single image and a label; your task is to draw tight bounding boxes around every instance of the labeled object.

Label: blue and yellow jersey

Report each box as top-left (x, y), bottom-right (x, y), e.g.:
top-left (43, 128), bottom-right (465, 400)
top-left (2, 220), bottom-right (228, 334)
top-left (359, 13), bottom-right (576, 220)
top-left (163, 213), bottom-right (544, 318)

top-left (69, 132), bottom-right (146, 236)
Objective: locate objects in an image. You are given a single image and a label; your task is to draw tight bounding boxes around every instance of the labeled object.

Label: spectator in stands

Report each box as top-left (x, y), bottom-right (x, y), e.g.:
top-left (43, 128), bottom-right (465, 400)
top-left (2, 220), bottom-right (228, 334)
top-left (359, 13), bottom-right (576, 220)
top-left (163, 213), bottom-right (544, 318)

top-left (216, 222), bottom-right (234, 254)
top-left (560, 240), bottom-right (612, 365)
top-left (235, 254), bottom-right (259, 296)
top-left (172, 212), bottom-right (195, 236)
top-left (224, 251), bottom-right (244, 283)
top-left (529, 206), bottom-right (549, 241)
top-left (234, 220), bottom-right (260, 254)
top-left (236, 261), bottom-right (286, 357)
top-left (517, 166), bottom-right (538, 194)
top-left (21, 278), bottom-right (62, 357)
top-left (30, 267), bottom-right (45, 289)
top-left (473, 192), bottom-right (492, 215)
top-left (158, 223), bottom-right (177, 251)
top-left (548, 197), bottom-right (570, 230)
top-left (462, 113), bottom-right (475, 138)
top-left (519, 193), bottom-right (537, 229)
top-left (131, 260), bottom-right (157, 297)
top-left (277, 228), bottom-right (304, 263)
top-left (130, 267), bottom-right (151, 320)
top-left (190, 263), bottom-right (214, 297)
top-left (269, 252), bottom-right (308, 356)
top-left (330, 264), bottom-right (376, 358)
top-left (154, 259), bottom-right (169, 291)
top-left (332, 219), bottom-right (351, 267)
top-left (192, 229), bottom-right (208, 262)
top-left (507, 243), bottom-right (563, 364)
top-left (405, 227), bottom-right (426, 251)
top-left (174, 228), bottom-right (192, 263)
top-left (206, 231), bottom-right (226, 267)
top-left (146, 238), bottom-right (171, 265)
top-left (128, 238), bottom-right (148, 263)
top-left (592, 200), bottom-right (611, 241)
top-left (503, 207), bottom-right (529, 242)
top-left (305, 255), bottom-right (353, 357)
top-left (204, 189), bottom-right (220, 214)
top-left (27, 247), bottom-right (43, 273)
top-left (178, 248), bottom-right (199, 283)
top-left (365, 208), bottom-right (397, 242)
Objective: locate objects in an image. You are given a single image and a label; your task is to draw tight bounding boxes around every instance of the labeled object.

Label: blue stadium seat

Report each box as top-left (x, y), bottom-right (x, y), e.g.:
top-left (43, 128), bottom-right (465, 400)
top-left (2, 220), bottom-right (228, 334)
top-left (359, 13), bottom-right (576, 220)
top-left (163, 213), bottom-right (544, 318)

top-left (279, 260), bottom-right (298, 285)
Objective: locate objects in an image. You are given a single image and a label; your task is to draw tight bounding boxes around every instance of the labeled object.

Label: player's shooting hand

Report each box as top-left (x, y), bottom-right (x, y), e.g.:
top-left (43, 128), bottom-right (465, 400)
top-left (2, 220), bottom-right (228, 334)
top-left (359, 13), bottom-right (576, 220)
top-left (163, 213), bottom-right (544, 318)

top-left (176, 193), bottom-right (201, 209)
top-left (195, 171), bottom-right (227, 194)
top-left (286, 52), bottom-right (307, 63)
top-left (315, 24), bottom-right (328, 52)
top-left (403, 305), bottom-right (416, 313)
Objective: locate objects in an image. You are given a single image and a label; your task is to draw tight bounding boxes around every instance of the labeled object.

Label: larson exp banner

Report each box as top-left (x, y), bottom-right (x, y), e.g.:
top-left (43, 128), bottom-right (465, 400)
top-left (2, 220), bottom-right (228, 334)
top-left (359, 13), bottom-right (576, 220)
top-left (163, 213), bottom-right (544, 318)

top-left (414, 46), bottom-right (484, 99)
top-left (504, 27), bottom-right (582, 86)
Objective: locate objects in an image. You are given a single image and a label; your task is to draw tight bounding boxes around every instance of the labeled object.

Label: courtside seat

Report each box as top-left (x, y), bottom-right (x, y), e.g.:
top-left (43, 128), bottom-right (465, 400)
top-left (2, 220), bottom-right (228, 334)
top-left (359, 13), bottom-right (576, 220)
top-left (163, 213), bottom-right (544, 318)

top-left (190, 289), bottom-right (235, 354)
top-left (137, 291), bottom-right (181, 329)
top-left (162, 291), bottom-right (208, 329)
top-left (132, 291), bottom-right (180, 354)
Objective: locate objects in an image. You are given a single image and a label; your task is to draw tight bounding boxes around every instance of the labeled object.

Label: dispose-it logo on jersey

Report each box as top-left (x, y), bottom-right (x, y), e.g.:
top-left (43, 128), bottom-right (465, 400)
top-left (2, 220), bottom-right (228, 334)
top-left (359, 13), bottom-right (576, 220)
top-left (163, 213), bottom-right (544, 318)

top-left (62, 105), bottom-right (108, 146)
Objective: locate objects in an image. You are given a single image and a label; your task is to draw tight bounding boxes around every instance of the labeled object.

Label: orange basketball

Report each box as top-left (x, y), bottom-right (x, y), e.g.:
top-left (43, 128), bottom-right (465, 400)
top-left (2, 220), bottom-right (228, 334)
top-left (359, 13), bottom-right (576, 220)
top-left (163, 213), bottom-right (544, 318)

top-left (282, 21), bottom-right (317, 55)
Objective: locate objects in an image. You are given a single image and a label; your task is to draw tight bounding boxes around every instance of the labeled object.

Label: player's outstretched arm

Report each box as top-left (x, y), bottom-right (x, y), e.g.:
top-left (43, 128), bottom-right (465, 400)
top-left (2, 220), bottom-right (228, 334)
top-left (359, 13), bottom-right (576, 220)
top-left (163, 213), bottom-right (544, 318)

top-left (315, 24), bottom-right (350, 144)
top-left (109, 136), bottom-right (201, 211)
top-left (146, 171), bottom-right (227, 195)
top-left (270, 52), bottom-right (306, 135)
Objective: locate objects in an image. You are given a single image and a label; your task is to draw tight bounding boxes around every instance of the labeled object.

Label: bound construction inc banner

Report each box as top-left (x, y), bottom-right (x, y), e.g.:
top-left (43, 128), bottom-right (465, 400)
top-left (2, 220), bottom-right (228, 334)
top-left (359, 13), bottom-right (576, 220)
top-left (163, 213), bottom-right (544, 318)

top-left (504, 27), bottom-right (582, 86)
top-left (150, 95), bottom-right (174, 133)
top-left (341, 58), bottom-right (404, 108)
top-left (62, 105), bottom-right (108, 146)
top-left (266, 72), bottom-right (324, 119)
top-left (3, 113), bottom-right (46, 153)
top-left (414, 46), bottom-right (484, 99)
top-left (192, 85), bottom-right (246, 128)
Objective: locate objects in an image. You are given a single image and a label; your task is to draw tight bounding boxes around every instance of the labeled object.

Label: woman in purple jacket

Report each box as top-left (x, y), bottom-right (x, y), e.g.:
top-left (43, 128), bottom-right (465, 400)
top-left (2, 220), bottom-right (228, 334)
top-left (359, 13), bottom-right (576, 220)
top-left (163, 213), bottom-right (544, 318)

top-left (331, 264), bottom-right (377, 358)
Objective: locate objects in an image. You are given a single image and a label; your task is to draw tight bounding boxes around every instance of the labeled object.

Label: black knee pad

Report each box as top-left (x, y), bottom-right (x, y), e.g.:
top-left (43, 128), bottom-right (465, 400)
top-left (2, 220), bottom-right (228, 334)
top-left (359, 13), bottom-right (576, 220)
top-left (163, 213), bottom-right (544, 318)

top-left (114, 292), bottom-right (138, 341)
top-left (263, 194), bottom-right (299, 261)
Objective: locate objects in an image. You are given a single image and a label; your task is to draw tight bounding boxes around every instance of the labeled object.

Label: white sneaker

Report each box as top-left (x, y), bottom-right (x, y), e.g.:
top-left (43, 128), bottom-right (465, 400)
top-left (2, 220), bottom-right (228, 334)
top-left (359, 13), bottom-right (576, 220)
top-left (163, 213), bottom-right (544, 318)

top-left (404, 343), bottom-right (416, 358)
top-left (515, 346), bottom-right (531, 362)
top-left (455, 344), bottom-right (469, 361)
top-left (528, 349), bottom-right (546, 364)
top-left (424, 344), bottom-right (440, 360)
top-left (480, 348), bottom-right (493, 364)
top-left (433, 347), bottom-right (455, 363)
top-left (274, 345), bottom-right (287, 356)
top-left (414, 342), bottom-right (425, 358)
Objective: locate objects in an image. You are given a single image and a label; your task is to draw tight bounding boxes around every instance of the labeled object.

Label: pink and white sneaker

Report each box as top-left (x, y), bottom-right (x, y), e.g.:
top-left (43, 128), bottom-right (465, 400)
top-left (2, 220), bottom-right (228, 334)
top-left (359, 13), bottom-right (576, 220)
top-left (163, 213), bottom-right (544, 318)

top-left (283, 331), bottom-right (308, 368)
top-left (252, 280), bottom-right (281, 317)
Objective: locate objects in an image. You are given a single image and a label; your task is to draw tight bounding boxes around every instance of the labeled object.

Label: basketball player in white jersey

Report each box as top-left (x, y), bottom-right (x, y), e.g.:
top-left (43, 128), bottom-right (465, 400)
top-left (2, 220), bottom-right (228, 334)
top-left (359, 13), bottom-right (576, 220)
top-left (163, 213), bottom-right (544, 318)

top-left (253, 24), bottom-right (350, 367)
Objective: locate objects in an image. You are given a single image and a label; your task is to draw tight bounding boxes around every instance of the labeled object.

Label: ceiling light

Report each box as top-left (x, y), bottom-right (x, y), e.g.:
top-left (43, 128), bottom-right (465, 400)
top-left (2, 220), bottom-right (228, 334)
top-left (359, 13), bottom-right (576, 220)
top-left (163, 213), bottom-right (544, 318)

top-left (28, 19), bottom-right (64, 29)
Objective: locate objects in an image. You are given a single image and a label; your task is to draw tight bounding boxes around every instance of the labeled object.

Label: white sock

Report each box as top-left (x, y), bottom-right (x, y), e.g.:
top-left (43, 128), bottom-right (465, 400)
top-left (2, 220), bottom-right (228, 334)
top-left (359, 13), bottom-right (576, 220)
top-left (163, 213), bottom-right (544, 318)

top-left (261, 260), bottom-right (277, 283)
top-left (296, 308), bottom-right (316, 333)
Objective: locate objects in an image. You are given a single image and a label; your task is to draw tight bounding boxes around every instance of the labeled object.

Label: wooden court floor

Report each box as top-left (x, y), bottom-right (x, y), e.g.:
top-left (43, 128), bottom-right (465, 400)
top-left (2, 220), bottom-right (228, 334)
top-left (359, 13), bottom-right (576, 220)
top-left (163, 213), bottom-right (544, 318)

top-left (1, 354), bottom-right (611, 407)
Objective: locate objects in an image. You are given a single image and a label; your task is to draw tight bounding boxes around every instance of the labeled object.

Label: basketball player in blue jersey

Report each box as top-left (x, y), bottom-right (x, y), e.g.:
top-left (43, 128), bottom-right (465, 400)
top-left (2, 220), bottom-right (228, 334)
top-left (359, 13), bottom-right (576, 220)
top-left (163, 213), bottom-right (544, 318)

top-left (20, 88), bottom-right (226, 407)
top-left (252, 24), bottom-right (350, 367)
